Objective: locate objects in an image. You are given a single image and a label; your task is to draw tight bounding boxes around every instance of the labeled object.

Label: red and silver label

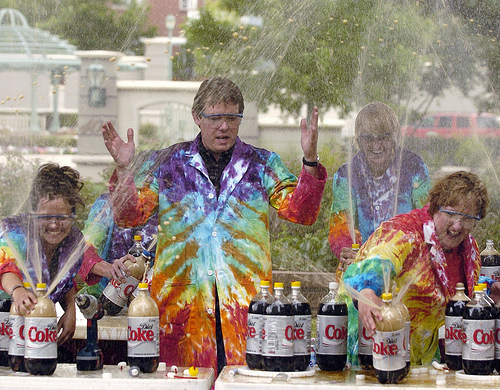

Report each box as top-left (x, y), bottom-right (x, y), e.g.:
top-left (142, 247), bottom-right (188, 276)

top-left (372, 329), bottom-right (405, 371)
top-left (8, 314), bottom-right (24, 356)
top-left (246, 313), bottom-right (263, 354)
top-left (262, 315), bottom-right (294, 357)
top-left (24, 317), bottom-right (57, 359)
top-left (316, 315), bottom-right (347, 355)
top-left (462, 319), bottom-right (495, 361)
top-left (128, 317), bottom-right (159, 357)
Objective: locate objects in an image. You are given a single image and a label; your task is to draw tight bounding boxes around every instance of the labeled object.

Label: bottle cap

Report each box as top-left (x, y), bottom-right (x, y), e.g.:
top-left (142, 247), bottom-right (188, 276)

top-left (36, 283), bottom-right (46, 290)
top-left (138, 282), bottom-right (148, 290)
top-left (291, 281), bottom-right (301, 288)
top-left (134, 235), bottom-right (142, 241)
top-left (381, 292), bottom-right (392, 301)
top-left (352, 243), bottom-right (360, 250)
top-left (23, 282), bottom-right (31, 288)
top-left (274, 282), bottom-right (284, 289)
top-left (329, 281), bottom-right (338, 290)
top-left (456, 282), bottom-right (464, 289)
top-left (260, 280), bottom-right (270, 287)
top-left (474, 285), bottom-right (482, 292)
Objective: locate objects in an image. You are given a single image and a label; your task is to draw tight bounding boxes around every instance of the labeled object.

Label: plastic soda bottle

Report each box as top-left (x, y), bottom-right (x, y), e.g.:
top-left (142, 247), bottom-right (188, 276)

top-left (373, 292), bottom-right (406, 384)
top-left (316, 281), bottom-right (348, 371)
top-left (480, 240), bottom-right (500, 281)
top-left (462, 285), bottom-right (495, 375)
top-left (444, 282), bottom-right (470, 370)
top-left (287, 281), bottom-right (311, 371)
top-left (8, 282), bottom-right (30, 372)
top-left (127, 282), bottom-right (159, 373)
top-left (128, 235), bottom-right (146, 257)
top-left (24, 283), bottom-right (57, 375)
top-left (262, 282), bottom-right (294, 372)
top-left (99, 250), bottom-right (150, 315)
top-left (246, 280), bottom-right (272, 370)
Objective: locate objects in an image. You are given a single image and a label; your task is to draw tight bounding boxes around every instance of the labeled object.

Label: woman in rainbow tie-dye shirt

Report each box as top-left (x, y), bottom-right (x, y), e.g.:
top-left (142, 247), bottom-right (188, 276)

top-left (343, 171), bottom-right (500, 366)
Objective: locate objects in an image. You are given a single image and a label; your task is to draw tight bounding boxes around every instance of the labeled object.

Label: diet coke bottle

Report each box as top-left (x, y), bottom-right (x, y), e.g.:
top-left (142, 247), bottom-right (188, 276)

top-left (8, 282), bottom-right (30, 372)
top-left (373, 292), bottom-right (406, 384)
top-left (0, 293), bottom-right (12, 366)
top-left (287, 281), bottom-right (311, 371)
top-left (99, 250), bottom-right (150, 315)
top-left (262, 282), bottom-right (294, 372)
top-left (127, 282), bottom-right (159, 373)
top-left (128, 235), bottom-right (146, 257)
top-left (462, 284), bottom-right (495, 375)
top-left (246, 280), bottom-right (272, 370)
top-left (316, 281), bottom-right (348, 371)
top-left (358, 314), bottom-right (373, 370)
top-left (495, 299), bottom-right (500, 373)
top-left (480, 240), bottom-right (500, 282)
top-left (444, 282), bottom-right (469, 370)
top-left (24, 283), bottom-right (58, 375)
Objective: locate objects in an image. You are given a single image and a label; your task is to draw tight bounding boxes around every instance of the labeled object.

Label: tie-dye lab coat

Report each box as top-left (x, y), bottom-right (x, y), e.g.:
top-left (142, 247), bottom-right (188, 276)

top-left (329, 148), bottom-right (430, 275)
top-left (0, 215), bottom-right (84, 303)
top-left (109, 135), bottom-right (327, 373)
top-left (342, 206), bottom-right (480, 366)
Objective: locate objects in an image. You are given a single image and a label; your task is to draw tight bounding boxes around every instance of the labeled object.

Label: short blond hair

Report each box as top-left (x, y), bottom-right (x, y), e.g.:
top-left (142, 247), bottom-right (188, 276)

top-left (354, 102), bottom-right (400, 148)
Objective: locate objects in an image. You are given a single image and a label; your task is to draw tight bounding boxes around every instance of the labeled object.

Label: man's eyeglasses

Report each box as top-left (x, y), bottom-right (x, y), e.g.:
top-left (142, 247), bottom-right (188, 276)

top-left (439, 206), bottom-right (480, 228)
top-left (358, 133), bottom-right (393, 143)
top-left (32, 214), bottom-right (75, 225)
top-left (200, 113), bottom-right (243, 128)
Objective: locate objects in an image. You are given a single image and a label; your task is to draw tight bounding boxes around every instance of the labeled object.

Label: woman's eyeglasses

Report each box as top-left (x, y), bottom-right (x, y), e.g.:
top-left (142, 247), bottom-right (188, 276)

top-left (439, 207), bottom-right (480, 228)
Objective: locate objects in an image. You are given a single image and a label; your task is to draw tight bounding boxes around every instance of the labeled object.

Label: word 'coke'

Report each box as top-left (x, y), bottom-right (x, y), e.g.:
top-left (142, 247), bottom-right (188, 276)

top-left (246, 280), bottom-right (272, 370)
top-left (99, 250), bottom-right (150, 315)
top-left (462, 284), bottom-right (495, 375)
top-left (373, 292), bottom-right (406, 384)
top-left (262, 282), bottom-right (293, 372)
top-left (444, 282), bottom-right (469, 370)
top-left (316, 281), bottom-right (348, 371)
top-left (287, 281), bottom-right (311, 372)
top-left (127, 282), bottom-right (159, 373)
top-left (0, 295), bottom-right (12, 367)
top-left (480, 239), bottom-right (500, 282)
top-left (24, 283), bottom-right (57, 375)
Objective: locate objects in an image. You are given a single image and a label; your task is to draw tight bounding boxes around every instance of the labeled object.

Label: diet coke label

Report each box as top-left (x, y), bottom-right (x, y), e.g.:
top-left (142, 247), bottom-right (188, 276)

top-left (246, 313), bottom-right (262, 354)
top-left (358, 317), bottom-right (373, 355)
top-left (128, 317), bottom-right (159, 357)
top-left (372, 329), bottom-right (405, 371)
top-left (0, 312), bottom-right (12, 351)
top-left (462, 319), bottom-right (495, 361)
top-left (25, 317), bottom-right (57, 359)
top-left (316, 315), bottom-right (347, 355)
top-left (293, 314), bottom-right (311, 356)
top-left (8, 314), bottom-right (25, 356)
top-left (103, 274), bottom-right (140, 307)
top-left (262, 315), bottom-right (294, 357)
top-left (445, 316), bottom-right (466, 356)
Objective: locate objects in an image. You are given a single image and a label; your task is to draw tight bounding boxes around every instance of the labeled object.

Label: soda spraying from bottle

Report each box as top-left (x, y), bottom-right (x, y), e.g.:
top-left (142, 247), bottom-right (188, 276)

top-left (316, 281), bottom-right (348, 371)
top-left (8, 282), bottom-right (30, 372)
top-left (246, 280), bottom-right (272, 370)
top-left (444, 282), bottom-right (469, 370)
top-left (462, 285), bottom-right (495, 375)
top-left (373, 292), bottom-right (406, 384)
top-left (262, 282), bottom-right (294, 372)
top-left (127, 282), bottom-right (159, 373)
top-left (24, 283), bottom-right (57, 376)
top-left (0, 293), bottom-right (12, 367)
top-left (99, 250), bottom-right (150, 315)
top-left (287, 281), bottom-right (311, 371)
top-left (480, 240), bottom-right (500, 282)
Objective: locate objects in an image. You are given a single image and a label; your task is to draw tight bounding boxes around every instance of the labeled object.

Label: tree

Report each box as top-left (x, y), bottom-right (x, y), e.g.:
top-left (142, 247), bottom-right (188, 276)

top-left (183, 0), bottom-right (491, 118)
top-left (0, 0), bottom-right (157, 55)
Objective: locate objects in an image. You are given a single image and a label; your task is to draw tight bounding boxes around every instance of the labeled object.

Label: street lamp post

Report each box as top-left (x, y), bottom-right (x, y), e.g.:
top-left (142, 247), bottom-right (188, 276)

top-left (165, 15), bottom-right (176, 81)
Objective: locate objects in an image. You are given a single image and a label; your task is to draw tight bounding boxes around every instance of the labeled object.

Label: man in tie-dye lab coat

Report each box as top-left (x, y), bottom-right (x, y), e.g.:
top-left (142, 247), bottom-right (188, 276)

top-left (101, 77), bottom-right (327, 375)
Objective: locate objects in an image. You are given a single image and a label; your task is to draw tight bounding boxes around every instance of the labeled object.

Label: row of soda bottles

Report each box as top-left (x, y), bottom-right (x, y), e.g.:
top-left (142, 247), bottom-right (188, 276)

top-left (245, 280), bottom-right (413, 384)
top-left (444, 281), bottom-right (500, 375)
top-left (0, 281), bottom-right (160, 375)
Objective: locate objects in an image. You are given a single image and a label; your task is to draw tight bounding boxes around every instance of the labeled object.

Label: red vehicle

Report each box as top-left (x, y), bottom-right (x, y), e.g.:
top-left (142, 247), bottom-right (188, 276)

top-left (402, 112), bottom-right (500, 138)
